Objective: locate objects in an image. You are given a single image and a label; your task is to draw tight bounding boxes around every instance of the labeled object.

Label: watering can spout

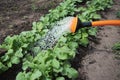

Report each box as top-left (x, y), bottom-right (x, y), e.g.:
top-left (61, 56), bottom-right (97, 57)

top-left (70, 17), bottom-right (120, 33)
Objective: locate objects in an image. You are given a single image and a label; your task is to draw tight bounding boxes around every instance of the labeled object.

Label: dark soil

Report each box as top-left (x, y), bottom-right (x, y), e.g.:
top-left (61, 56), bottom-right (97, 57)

top-left (0, 0), bottom-right (62, 80)
top-left (0, 0), bottom-right (120, 80)
top-left (0, 0), bottom-right (62, 44)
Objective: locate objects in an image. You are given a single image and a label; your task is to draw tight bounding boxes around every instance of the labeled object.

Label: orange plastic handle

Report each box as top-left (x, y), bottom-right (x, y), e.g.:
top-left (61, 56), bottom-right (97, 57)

top-left (92, 20), bottom-right (120, 26)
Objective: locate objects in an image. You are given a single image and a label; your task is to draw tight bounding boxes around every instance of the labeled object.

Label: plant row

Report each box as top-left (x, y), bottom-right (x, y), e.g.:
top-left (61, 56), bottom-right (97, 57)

top-left (0, 0), bottom-right (113, 80)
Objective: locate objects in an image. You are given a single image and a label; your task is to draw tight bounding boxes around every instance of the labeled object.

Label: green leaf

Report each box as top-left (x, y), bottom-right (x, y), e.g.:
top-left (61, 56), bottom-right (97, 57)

top-left (22, 61), bottom-right (30, 70)
top-left (52, 59), bottom-right (60, 69)
top-left (64, 67), bottom-right (78, 79)
top-left (15, 48), bottom-right (23, 58)
top-left (116, 10), bottom-right (120, 18)
top-left (6, 49), bottom-right (13, 55)
top-left (16, 72), bottom-right (27, 80)
top-left (7, 62), bottom-right (12, 67)
top-left (29, 62), bottom-right (36, 69)
top-left (45, 78), bottom-right (52, 80)
top-left (68, 68), bottom-right (78, 78)
top-left (56, 77), bottom-right (65, 80)
top-left (80, 37), bottom-right (89, 47)
top-left (0, 62), bottom-right (8, 72)
top-left (32, 22), bottom-right (37, 30)
top-left (24, 54), bottom-right (33, 62)
top-left (93, 14), bottom-right (101, 19)
top-left (88, 28), bottom-right (97, 36)
top-left (112, 42), bottom-right (120, 50)
top-left (36, 22), bottom-right (43, 31)
top-left (59, 36), bottom-right (67, 43)
top-left (2, 55), bottom-right (9, 62)
top-left (53, 67), bottom-right (63, 73)
top-left (57, 52), bottom-right (68, 60)
top-left (30, 70), bottom-right (42, 80)
top-left (22, 44), bottom-right (29, 48)
top-left (82, 32), bottom-right (88, 38)
top-left (73, 33), bottom-right (82, 40)
top-left (11, 56), bottom-right (20, 64)
top-left (68, 42), bottom-right (78, 49)
top-left (55, 46), bottom-right (73, 60)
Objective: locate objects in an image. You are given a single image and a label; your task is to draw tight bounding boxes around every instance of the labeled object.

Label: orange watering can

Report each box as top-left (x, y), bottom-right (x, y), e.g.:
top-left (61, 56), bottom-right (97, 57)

top-left (70, 17), bottom-right (120, 33)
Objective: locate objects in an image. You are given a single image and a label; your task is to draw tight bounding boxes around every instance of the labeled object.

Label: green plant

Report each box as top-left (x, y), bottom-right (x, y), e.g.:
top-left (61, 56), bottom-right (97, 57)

top-left (112, 42), bottom-right (120, 50)
top-left (116, 10), bottom-right (120, 18)
top-left (112, 42), bottom-right (120, 58)
top-left (0, 0), bottom-right (113, 80)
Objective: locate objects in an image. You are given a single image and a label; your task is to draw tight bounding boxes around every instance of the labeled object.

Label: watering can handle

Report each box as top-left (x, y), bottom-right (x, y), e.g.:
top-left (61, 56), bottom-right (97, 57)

top-left (70, 17), bottom-right (120, 33)
top-left (92, 20), bottom-right (120, 26)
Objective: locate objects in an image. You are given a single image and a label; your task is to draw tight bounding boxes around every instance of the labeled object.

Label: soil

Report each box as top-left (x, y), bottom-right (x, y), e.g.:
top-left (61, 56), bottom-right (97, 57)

top-left (77, 0), bottom-right (120, 80)
top-left (0, 0), bottom-right (62, 44)
top-left (0, 0), bottom-right (120, 80)
top-left (0, 0), bottom-right (63, 80)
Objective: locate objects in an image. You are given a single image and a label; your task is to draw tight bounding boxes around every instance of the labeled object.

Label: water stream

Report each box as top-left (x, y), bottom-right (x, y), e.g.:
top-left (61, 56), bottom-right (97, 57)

top-left (32, 17), bottom-right (74, 55)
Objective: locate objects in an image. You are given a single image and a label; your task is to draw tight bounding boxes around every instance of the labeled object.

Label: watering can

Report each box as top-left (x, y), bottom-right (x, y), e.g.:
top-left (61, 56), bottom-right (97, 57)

top-left (69, 17), bottom-right (120, 33)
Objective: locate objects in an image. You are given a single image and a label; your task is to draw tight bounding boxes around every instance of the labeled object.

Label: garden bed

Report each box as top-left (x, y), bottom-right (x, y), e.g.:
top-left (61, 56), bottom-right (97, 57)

top-left (0, 0), bottom-right (120, 80)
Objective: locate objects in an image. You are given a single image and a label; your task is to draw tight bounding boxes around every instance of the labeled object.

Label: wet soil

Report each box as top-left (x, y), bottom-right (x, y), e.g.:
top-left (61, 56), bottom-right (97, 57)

top-left (0, 0), bottom-right (120, 80)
